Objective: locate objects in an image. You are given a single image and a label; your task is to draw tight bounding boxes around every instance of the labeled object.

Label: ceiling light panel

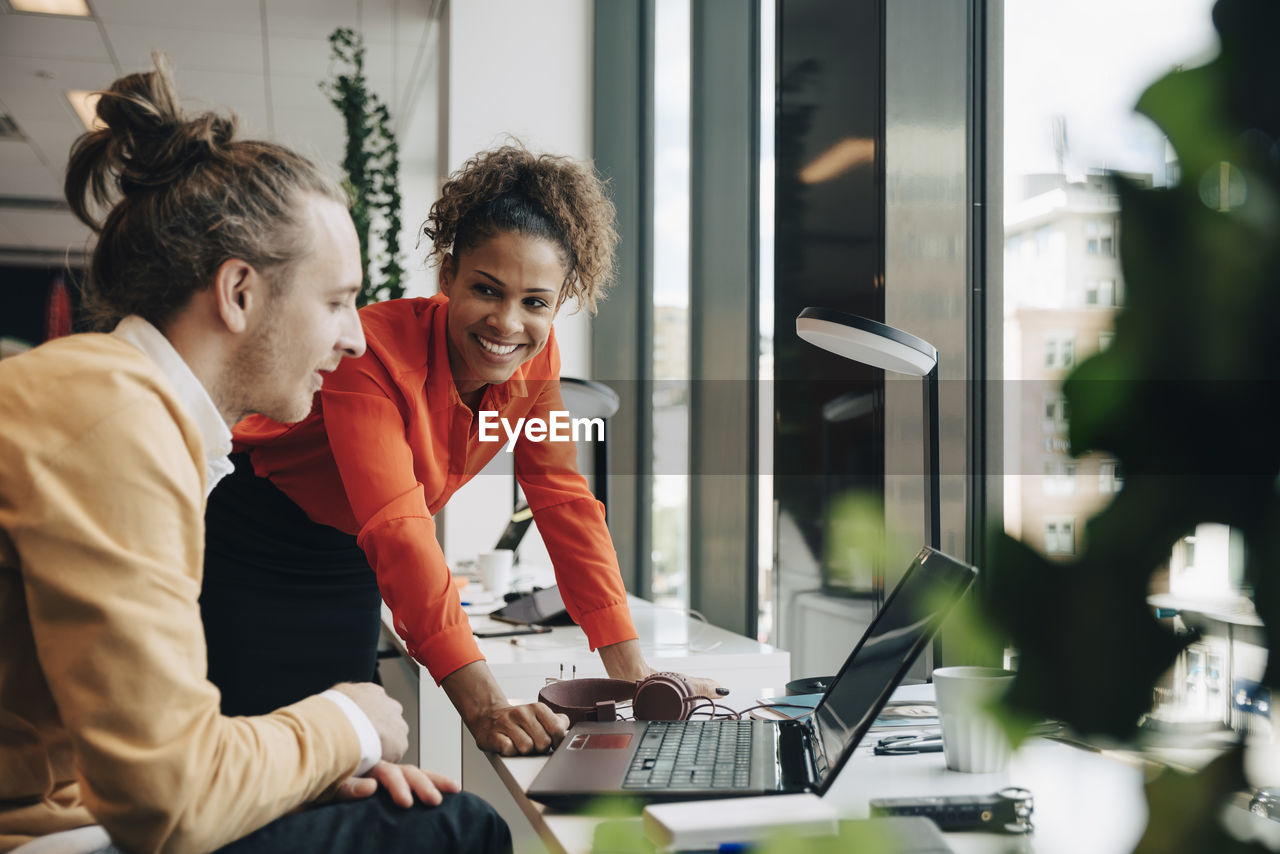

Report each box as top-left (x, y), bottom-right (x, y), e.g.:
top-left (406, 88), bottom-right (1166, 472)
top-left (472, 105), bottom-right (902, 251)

top-left (8, 0), bottom-right (92, 16)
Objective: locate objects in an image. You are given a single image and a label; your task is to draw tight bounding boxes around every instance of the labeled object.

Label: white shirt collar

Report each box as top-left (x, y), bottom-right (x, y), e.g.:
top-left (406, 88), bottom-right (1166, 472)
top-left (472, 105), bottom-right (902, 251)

top-left (112, 315), bottom-right (234, 496)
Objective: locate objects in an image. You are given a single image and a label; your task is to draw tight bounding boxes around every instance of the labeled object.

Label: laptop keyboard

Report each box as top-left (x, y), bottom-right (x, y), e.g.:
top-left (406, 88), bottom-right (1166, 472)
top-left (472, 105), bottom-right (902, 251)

top-left (622, 720), bottom-right (753, 790)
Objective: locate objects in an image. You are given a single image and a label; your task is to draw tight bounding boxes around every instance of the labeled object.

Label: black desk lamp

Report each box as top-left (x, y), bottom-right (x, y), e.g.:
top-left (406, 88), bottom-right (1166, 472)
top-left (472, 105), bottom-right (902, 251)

top-left (796, 307), bottom-right (940, 550)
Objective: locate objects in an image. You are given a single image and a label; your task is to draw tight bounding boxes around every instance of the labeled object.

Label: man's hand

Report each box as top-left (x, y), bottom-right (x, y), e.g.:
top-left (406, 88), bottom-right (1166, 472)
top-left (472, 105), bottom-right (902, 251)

top-left (467, 701), bottom-right (570, 756)
top-left (441, 661), bottom-right (570, 756)
top-left (331, 682), bottom-right (409, 763)
top-left (334, 761), bottom-right (460, 808)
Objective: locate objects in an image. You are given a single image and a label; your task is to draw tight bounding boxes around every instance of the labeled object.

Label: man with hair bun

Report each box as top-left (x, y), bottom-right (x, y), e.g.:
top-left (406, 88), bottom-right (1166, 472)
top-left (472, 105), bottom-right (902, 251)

top-left (202, 144), bottom-right (726, 756)
top-left (0, 59), bottom-right (508, 854)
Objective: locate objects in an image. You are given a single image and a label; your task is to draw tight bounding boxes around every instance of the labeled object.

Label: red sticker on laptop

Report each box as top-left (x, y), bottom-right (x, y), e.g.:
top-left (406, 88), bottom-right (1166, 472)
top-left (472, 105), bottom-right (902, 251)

top-left (575, 733), bottom-right (633, 750)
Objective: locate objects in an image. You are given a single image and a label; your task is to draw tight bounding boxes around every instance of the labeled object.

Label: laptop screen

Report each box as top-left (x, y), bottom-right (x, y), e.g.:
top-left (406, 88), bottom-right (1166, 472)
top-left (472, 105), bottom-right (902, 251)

top-left (809, 547), bottom-right (977, 791)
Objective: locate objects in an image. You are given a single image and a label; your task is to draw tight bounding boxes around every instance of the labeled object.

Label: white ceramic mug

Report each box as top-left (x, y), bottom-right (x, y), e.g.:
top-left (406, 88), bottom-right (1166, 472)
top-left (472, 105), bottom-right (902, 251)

top-left (478, 549), bottom-right (514, 595)
top-left (932, 666), bottom-right (1016, 773)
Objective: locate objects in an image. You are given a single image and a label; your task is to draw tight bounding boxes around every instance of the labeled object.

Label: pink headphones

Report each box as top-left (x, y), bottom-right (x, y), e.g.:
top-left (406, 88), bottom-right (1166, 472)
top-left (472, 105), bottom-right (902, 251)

top-left (538, 672), bottom-right (715, 723)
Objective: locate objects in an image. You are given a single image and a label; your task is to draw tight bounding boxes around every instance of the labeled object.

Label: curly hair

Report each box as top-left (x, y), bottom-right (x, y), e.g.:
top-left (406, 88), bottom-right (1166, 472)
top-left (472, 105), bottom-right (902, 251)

top-left (65, 55), bottom-right (346, 329)
top-left (422, 144), bottom-right (618, 314)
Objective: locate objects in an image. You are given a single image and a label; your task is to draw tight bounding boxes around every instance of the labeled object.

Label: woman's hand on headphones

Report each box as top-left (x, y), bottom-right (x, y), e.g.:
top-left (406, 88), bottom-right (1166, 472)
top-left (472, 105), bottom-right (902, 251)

top-left (599, 639), bottom-right (729, 701)
top-left (680, 673), bottom-right (729, 700)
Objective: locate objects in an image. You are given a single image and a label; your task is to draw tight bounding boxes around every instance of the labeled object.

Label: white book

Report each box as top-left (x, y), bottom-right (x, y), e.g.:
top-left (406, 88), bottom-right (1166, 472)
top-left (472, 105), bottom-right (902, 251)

top-left (642, 793), bottom-right (838, 851)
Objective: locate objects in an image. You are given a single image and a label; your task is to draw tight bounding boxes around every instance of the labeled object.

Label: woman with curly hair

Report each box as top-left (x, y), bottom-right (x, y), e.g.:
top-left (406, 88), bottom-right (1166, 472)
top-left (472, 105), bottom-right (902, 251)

top-left (201, 145), bottom-right (719, 756)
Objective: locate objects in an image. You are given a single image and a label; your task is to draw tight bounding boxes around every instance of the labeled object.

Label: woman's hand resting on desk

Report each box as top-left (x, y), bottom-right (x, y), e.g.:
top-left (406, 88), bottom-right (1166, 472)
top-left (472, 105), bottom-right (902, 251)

top-left (335, 761), bottom-right (461, 807)
top-left (442, 660), bottom-right (571, 756)
top-left (466, 700), bottom-right (571, 756)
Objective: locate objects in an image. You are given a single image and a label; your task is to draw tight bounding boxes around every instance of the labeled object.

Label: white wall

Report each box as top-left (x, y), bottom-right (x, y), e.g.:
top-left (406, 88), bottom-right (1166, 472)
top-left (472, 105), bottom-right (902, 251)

top-left (438, 0), bottom-right (596, 569)
top-left (442, 0), bottom-right (594, 377)
top-left (396, 18), bottom-right (443, 301)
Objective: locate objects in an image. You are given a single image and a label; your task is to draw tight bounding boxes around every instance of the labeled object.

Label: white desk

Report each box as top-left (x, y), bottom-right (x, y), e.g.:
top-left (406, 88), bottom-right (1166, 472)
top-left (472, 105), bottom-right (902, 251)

top-left (475, 684), bottom-right (1202, 854)
top-left (379, 594), bottom-right (791, 786)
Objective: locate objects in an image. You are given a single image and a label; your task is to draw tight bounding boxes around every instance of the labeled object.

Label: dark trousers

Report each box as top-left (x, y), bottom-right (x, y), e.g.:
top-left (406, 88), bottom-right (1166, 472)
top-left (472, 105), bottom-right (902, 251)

top-left (199, 459), bottom-right (509, 854)
top-left (202, 454), bottom-right (384, 716)
top-left (85, 792), bottom-right (509, 854)
top-left (211, 790), bottom-right (510, 854)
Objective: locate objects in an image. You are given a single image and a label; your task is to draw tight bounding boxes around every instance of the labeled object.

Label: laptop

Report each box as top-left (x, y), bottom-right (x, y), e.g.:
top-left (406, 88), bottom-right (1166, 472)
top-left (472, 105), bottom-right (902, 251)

top-left (527, 546), bottom-right (977, 809)
top-left (493, 501), bottom-right (535, 553)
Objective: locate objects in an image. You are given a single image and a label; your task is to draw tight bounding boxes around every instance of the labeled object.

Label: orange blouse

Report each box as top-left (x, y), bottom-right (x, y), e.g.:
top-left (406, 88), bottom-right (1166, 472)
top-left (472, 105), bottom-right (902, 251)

top-left (233, 294), bottom-right (637, 683)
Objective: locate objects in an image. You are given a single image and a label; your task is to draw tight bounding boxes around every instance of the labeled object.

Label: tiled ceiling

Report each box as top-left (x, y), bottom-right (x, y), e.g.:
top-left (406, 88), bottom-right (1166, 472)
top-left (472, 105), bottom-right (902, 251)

top-left (0, 0), bottom-right (440, 265)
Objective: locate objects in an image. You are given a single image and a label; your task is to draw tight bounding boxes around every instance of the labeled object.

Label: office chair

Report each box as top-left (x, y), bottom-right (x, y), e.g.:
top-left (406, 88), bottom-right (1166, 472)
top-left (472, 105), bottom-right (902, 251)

top-left (509, 376), bottom-right (620, 522)
top-left (556, 377), bottom-right (620, 521)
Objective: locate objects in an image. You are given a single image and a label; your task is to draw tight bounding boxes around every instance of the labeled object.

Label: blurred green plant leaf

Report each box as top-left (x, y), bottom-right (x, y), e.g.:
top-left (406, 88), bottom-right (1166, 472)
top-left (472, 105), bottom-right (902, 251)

top-left (591, 818), bottom-right (651, 854)
top-left (979, 1), bottom-right (1280, 849)
top-left (755, 821), bottom-right (897, 854)
top-left (983, 0), bottom-right (1280, 735)
top-left (1132, 747), bottom-right (1269, 854)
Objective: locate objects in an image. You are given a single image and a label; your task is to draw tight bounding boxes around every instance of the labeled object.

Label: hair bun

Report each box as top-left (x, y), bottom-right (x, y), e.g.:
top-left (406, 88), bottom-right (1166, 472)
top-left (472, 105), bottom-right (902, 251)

top-left (86, 56), bottom-right (237, 197)
top-left (117, 111), bottom-right (238, 196)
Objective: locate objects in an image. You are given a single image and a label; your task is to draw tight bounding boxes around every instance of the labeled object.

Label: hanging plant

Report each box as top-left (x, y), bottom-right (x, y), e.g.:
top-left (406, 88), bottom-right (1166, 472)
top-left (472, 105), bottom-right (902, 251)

top-left (321, 27), bottom-right (405, 306)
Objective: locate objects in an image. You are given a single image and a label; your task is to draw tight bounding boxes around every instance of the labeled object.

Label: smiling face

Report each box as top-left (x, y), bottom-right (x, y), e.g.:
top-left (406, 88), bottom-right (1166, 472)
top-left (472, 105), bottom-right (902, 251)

top-left (438, 230), bottom-right (567, 398)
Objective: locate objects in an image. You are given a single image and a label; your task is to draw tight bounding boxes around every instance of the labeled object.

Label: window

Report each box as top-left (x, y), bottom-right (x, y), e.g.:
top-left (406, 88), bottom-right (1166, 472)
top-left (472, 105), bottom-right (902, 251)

top-left (1084, 219), bottom-right (1115, 256)
top-left (1099, 460), bottom-right (1124, 494)
top-left (757, 0), bottom-right (775, 642)
top-left (1002, 0), bottom-right (1217, 563)
top-left (595, 0), bottom-right (762, 637)
top-left (650, 0), bottom-right (692, 609)
top-left (1042, 460), bottom-right (1078, 496)
top-left (1042, 394), bottom-right (1069, 433)
top-left (1044, 518), bottom-right (1076, 556)
top-left (1044, 333), bottom-right (1075, 369)
top-left (1086, 278), bottom-right (1119, 307)
top-left (1035, 225), bottom-right (1054, 256)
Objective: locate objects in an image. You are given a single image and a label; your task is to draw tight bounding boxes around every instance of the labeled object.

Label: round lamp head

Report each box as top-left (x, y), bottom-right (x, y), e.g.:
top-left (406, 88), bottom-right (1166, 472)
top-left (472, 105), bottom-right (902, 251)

top-left (795, 307), bottom-right (937, 377)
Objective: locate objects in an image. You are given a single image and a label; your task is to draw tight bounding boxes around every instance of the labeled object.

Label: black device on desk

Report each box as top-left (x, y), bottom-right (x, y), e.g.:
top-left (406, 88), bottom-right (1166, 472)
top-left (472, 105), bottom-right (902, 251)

top-left (473, 624), bottom-right (554, 639)
top-left (489, 585), bottom-right (574, 626)
top-left (871, 787), bottom-right (1034, 834)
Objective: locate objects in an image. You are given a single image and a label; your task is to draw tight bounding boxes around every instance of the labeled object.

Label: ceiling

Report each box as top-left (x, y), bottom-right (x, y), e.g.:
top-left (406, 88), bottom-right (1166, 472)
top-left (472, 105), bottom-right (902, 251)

top-left (0, 0), bottom-right (441, 266)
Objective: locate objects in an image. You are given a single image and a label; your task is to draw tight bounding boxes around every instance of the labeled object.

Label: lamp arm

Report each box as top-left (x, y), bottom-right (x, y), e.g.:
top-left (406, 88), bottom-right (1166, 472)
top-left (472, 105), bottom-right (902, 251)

top-left (924, 365), bottom-right (940, 551)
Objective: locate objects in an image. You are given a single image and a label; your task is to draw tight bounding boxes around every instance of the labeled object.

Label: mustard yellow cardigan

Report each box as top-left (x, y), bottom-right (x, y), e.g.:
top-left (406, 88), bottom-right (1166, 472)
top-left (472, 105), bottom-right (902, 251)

top-left (0, 334), bottom-right (360, 854)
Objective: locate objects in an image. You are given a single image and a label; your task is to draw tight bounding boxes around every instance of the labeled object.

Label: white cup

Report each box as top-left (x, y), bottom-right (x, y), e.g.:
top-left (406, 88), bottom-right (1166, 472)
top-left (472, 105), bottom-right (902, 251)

top-left (933, 666), bottom-right (1016, 773)
top-left (478, 549), bottom-right (514, 595)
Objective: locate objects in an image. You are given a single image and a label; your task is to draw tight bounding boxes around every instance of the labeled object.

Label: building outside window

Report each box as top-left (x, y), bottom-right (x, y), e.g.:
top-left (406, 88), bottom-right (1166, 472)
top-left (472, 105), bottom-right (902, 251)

top-left (1004, 0), bottom-right (1218, 567)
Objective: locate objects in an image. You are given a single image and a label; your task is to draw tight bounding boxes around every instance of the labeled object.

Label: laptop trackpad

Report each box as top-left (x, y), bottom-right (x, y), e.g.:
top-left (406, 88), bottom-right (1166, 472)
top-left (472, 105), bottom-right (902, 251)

top-left (568, 732), bottom-right (634, 750)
